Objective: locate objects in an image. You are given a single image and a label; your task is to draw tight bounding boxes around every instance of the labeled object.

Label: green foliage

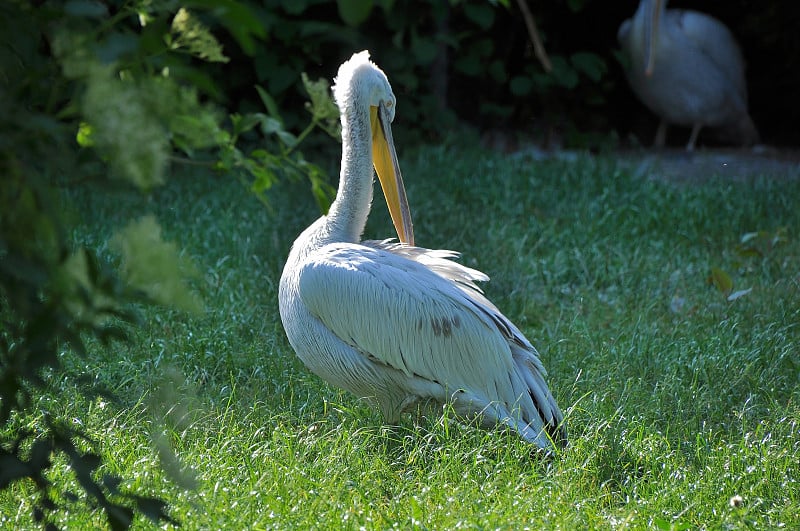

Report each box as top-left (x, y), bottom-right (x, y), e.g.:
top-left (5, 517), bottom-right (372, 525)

top-left (0, 0), bottom-right (322, 528)
top-left (169, 7), bottom-right (230, 63)
top-left (111, 216), bottom-right (203, 313)
top-left (213, 74), bottom-right (339, 214)
top-left (205, 0), bottom-right (614, 147)
top-left (0, 169), bottom-right (178, 529)
top-left (337, 0), bottom-right (376, 26)
top-left (1, 0), bottom-right (341, 519)
top-left (79, 64), bottom-right (172, 189)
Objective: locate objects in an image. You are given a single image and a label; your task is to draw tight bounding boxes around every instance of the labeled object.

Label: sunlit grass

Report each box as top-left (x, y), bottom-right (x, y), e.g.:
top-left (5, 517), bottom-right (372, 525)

top-left (2, 146), bottom-right (798, 529)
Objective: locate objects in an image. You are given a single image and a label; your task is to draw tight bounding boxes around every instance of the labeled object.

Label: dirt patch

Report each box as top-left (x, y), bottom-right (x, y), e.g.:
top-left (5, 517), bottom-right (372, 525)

top-left (613, 146), bottom-right (800, 184)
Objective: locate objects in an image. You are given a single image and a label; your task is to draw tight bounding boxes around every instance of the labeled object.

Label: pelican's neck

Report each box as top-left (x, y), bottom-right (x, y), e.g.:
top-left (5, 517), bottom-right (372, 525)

top-left (325, 100), bottom-right (374, 244)
top-left (636, 0), bottom-right (666, 19)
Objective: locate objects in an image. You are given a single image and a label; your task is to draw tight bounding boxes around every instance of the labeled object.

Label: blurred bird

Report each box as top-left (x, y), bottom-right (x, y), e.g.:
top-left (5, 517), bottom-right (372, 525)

top-left (279, 51), bottom-right (566, 450)
top-left (618, 0), bottom-right (758, 150)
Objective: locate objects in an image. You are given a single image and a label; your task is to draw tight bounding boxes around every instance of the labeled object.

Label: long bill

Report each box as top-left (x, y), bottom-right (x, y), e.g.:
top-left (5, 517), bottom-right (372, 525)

top-left (644, 0), bottom-right (662, 76)
top-left (371, 102), bottom-right (415, 246)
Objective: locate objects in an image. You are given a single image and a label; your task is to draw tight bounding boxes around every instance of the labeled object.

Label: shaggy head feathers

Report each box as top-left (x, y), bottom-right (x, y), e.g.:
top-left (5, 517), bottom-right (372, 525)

top-left (332, 50), bottom-right (396, 122)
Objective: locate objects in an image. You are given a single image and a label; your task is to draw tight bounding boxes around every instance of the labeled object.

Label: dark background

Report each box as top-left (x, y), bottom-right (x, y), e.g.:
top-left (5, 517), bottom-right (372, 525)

top-left (573, 1), bottom-right (799, 147)
top-left (206, 1), bottom-right (800, 150)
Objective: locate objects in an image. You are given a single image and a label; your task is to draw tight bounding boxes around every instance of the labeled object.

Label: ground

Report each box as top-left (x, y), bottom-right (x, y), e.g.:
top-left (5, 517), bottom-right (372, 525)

top-left (615, 146), bottom-right (800, 183)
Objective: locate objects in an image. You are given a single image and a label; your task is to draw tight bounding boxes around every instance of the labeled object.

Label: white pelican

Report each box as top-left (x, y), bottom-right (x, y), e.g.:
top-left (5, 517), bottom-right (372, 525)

top-left (278, 51), bottom-right (565, 450)
top-left (618, 0), bottom-right (759, 150)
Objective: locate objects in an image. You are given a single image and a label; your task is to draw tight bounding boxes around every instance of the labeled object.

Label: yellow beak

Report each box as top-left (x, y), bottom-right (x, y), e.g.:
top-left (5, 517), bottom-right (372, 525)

top-left (644, 0), bottom-right (662, 77)
top-left (371, 102), bottom-right (415, 246)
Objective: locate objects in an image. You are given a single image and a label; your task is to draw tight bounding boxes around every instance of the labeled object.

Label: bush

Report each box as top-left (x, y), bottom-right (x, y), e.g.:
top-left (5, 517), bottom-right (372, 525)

top-left (0, 0), bottom-right (333, 527)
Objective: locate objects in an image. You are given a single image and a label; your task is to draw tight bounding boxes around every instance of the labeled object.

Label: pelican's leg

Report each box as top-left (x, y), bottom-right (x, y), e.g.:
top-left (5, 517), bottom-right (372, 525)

top-left (653, 120), bottom-right (668, 148)
top-left (686, 123), bottom-right (702, 151)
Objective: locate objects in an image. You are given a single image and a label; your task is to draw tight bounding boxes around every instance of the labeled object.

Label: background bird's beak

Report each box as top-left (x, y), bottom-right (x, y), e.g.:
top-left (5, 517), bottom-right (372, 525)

top-left (371, 102), bottom-right (415, 246)
top-left (644, 0), bottom-right (662, 77)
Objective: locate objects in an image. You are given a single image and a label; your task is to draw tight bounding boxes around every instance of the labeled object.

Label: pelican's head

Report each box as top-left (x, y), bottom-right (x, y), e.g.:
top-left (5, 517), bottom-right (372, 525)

top-left (333, 50), bottom-right (395, 119)
top-left (333, 51), bottom-right (414, 246)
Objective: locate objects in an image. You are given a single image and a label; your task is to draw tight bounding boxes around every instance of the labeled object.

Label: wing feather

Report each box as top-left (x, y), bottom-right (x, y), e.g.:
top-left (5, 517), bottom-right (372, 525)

top-left (667, 10), bottom-right (747, 99)
top-left (298, 242), bottom-right (531, 411)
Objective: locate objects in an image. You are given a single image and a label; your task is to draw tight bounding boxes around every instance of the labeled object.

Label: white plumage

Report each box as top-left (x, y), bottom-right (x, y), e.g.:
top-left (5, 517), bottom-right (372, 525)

top-left (618, 0), bottom-right (758, 150)
top-left (278, 51), bottom-right (565, 449)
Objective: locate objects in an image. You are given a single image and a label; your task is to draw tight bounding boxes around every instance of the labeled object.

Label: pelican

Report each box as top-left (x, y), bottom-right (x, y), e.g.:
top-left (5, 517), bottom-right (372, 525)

top-left (278, 51), bottom-right (565, 450)
top-left (618, 0), bottom-right (758, 150)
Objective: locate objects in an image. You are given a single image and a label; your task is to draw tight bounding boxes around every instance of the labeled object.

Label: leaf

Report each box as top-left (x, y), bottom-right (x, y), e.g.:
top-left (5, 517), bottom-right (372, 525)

top-left (57, 248), bottom-right (118, 325)
top-left (170, 8), bottom-right (229, 63)
top-left (566, 0), bottom-right (589, 12)
top-left (549, 56), bottom-right (579, 89)
top-left (249, 163), bottom-right (278, 193)
top-left (170, 112), bottom-right (222, 152)
top-left (282, 0), bottom-right (309, 15)
top-left (301, 72), bottom-right (340, 137)
top-left (740, 231), bottom-right (761, 244)
top-left (276, 130), bottom-right (298, 148)
top-left (266, 64), bottom-right (300, 94)
top-left (76, 122), bottom-right (94, 147)
top-left (454, 54), bottom-right (482, 76)
top-left (375, 0), bottom-right (396, 9)
top-left (509, 76), bottom-right (533, 96)
top-left (94, 32), bottom-right (138, 64)
top-left (410, 30), bottom-right (438, 65)
top-left (189, 0), bottom-right (266, 56)
top-left (463, 2), bottom-right (495, 30)
top-left (727, 288), bottom-right (752, 302)
top-left (488, 60), bottom-right (507, 83)
top-left (708, 267), bottom-right (733, 295)
top-left (81, 64), bottom-right (169, 190)
top-left (255, 85), bottom-right (283, 123)
top-left (110, 216), bottom-right (203, 313)
top-left (312, 178), bottom-right (333, 215)
top-left (570, 52), bottom-right (606, 82)
top-left (64, 0), bottom-right (108, 18)
top-left (337, 0), bottom-right (374, 27)
top-left (230, 113), bottom-right (262, 136)
top-left (472, 38), bottom-right (495, 57)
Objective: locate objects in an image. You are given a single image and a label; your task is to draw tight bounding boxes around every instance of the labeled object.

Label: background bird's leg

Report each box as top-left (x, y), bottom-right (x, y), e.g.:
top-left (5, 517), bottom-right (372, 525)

top-left (654, 120), bottom-right (668, 147)
top-left (686, 123), bottom-right (702, 151)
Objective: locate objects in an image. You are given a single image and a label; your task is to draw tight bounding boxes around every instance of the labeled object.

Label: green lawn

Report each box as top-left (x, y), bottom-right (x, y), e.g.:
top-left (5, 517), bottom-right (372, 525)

top-left (2, 146), bottom-right (799, 529)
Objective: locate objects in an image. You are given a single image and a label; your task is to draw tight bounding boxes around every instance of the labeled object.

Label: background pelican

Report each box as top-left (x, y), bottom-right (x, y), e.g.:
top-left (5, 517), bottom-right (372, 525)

top-left (278, 51), bottom-right (565, 450)
top-left (618, 0), bottom-right (759, 150)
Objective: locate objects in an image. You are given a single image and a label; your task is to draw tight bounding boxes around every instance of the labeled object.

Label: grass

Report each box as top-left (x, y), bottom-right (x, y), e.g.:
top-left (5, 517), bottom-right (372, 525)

top-left (2, 145), bottom-right (799, 529)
